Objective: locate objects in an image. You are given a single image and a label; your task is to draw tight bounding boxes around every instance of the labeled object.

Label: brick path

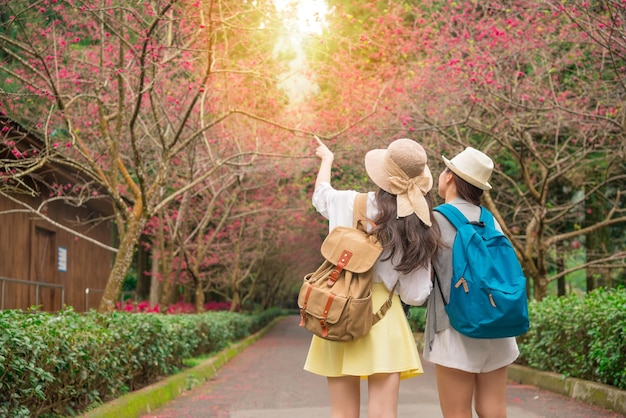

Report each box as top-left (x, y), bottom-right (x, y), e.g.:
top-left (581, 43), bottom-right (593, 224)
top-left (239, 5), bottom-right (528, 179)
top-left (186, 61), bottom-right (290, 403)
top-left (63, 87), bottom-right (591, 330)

top-left (138, 317), bottom-right (625, 418)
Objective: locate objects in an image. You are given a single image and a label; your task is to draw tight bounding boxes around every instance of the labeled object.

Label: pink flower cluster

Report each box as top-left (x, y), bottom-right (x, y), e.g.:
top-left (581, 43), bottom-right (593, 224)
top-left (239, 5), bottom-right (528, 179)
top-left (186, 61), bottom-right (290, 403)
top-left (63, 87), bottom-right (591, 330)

top-left (115, 299), bottom-right (232, 314)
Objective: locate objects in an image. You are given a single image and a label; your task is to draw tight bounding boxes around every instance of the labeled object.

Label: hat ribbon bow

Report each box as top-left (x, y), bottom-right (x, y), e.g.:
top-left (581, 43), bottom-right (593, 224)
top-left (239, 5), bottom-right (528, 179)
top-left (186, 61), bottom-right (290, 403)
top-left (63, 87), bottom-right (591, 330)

top-left (388, 175), bottom-right (432, 225)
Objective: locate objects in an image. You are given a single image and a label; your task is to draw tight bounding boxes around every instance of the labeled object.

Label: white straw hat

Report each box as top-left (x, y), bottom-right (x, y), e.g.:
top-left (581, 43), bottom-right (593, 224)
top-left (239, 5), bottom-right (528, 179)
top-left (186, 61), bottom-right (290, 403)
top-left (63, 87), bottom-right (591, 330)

top-left (442, 147), bottom-right (494, 190)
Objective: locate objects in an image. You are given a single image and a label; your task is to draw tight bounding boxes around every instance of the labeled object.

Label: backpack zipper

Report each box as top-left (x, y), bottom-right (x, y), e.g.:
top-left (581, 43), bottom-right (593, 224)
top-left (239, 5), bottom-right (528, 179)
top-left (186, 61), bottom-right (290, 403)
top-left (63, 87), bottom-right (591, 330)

top-left (455, 278), bottom-right (469, 292)
top-left (456, 278), bottom-right (497, 307)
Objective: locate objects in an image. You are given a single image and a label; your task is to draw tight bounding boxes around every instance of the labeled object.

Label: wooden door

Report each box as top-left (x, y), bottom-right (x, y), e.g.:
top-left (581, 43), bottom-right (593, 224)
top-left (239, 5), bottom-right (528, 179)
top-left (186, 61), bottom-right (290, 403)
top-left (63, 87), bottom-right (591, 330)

top-left (31, 226), bottom-right (59, 311)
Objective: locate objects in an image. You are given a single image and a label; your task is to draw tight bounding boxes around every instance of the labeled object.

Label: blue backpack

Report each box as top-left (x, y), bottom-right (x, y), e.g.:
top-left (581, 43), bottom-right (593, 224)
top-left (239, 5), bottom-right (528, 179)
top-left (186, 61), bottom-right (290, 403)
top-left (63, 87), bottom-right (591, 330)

top-left (434, 204), bottom-right (529, 338)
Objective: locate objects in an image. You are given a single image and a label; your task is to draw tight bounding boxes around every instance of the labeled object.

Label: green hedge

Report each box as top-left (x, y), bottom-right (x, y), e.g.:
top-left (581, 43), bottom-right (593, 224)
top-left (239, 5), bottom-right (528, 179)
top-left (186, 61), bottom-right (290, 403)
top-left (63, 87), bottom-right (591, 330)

top-left (517, 287), bottom-right (626, 390)
top-left (407, 306), bottom-right (427, 333)
top-left (0, 307), bottom-right (282, 417)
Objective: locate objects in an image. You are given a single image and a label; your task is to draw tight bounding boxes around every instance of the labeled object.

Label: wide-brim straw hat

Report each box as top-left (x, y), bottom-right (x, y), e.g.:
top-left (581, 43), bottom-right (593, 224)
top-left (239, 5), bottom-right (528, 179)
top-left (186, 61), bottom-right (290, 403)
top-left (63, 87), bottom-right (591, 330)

top-left (365, 138), bottom-right (433, 225)
top-left (442, 147), bottom-right (494, 190)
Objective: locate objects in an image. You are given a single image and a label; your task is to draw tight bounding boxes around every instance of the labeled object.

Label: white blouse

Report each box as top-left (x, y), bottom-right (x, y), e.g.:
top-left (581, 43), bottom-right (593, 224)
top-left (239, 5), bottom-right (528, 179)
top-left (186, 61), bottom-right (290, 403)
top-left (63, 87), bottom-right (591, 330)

top-left (312, 182), bottom-right (432, 306)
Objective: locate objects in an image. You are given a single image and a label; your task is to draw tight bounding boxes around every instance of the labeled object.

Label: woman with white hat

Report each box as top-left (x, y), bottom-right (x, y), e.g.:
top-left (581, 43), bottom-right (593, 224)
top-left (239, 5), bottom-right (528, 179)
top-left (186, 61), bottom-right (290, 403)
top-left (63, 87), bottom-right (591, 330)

top-left (304, 136), bottom-right (440, 418)
top-left (424, 147), bottom-right (520, 418)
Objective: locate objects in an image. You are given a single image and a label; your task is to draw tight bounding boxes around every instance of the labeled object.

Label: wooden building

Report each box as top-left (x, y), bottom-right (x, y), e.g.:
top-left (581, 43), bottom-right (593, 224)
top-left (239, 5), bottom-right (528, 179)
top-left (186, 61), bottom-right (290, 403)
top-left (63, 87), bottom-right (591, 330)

top-left (0, 116), bottom-right (114, 312)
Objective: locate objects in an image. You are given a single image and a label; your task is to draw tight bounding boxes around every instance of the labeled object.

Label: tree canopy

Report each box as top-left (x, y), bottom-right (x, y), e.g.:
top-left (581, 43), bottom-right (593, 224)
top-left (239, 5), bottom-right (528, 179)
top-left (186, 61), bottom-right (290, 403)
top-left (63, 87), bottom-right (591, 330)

top-left (1, 0), bottom-right (624, 310)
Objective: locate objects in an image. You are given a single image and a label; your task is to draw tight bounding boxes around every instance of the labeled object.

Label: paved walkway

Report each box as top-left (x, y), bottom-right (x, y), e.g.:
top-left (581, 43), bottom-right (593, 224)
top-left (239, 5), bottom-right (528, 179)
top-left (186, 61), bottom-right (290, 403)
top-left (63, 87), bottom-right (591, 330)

top-left (140, 317), bottom-right (624, 418)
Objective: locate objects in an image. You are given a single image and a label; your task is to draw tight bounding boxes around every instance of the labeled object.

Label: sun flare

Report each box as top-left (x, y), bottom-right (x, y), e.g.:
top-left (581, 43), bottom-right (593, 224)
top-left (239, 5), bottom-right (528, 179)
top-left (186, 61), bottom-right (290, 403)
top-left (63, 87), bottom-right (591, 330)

top-left (274, 0), bottom-right (329, 36)
top-left (272, 0), bottom-right (329, 103)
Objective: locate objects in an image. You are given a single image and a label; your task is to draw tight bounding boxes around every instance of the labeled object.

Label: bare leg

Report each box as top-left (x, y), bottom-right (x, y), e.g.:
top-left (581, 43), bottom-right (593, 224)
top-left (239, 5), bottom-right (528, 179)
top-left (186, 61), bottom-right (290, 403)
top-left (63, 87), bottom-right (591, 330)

top-left (435, 364), bottom-right (475, 418)
top-left (367, 372), bottom-right (400, 418)
top-left (328, 375), bottom-right (361, 418)
top-left (474, 366), bottom-right (508, 418)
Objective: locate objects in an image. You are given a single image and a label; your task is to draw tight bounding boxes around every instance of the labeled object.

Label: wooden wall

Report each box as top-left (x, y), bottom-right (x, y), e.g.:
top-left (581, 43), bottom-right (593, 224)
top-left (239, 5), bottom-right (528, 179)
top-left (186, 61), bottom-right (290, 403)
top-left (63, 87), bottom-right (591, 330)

top-left (0, 193), bottom-right (113, 312)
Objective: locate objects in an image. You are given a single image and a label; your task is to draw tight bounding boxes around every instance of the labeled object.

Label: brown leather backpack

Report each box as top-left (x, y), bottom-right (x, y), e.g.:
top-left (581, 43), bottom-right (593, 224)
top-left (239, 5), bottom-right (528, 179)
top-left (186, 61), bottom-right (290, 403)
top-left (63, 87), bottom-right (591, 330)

top-left (298, 193), bottom-right (396, 342)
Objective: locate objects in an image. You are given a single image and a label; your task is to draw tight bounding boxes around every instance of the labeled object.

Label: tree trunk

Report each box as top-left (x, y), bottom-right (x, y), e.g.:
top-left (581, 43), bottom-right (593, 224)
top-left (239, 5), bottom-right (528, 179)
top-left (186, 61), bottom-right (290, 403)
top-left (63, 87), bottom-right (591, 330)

top-left (195, 284), bottom-right (205, 313)
top-left (149, 254), bottom-right (161, 306)
top-left (157, 215), bottom-right (174, 311)
top-left (135, 235), bottom-right (151, 300)
top-left (557, 277), bottom-right (566, 296)
top-left (98, 216), bottom-right (145, 313)
top-left (584, 195), bottom-right (609, 292)
top-left (586, 269), bottom-right (596, 293)
top-left (533, 275), bottom-right (549, 301)
top-left (230, 279), bottom-right (240, 312)
top-left (557, 241), bottom-right (566, 296)
top-left (533, 245), bottom-right (550, 301)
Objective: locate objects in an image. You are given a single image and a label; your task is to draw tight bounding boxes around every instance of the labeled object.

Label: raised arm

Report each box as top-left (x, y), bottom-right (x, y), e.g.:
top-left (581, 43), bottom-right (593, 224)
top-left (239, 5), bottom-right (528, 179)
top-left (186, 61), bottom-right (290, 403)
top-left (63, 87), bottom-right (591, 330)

top-left (314, 135), bottom-right (334, 190)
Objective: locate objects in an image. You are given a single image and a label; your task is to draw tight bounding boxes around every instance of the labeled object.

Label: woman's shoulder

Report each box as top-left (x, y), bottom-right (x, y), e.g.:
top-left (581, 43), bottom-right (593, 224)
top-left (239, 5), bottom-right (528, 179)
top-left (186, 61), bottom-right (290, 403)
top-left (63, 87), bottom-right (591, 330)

top-left (434, 199), bottom-right (502, 231)
top-left (313, 183), bottom-right (360, 205)
top-left (435, 199), bottom-right (481, 220)
top-left (312, 183), bottom-right (363, 227)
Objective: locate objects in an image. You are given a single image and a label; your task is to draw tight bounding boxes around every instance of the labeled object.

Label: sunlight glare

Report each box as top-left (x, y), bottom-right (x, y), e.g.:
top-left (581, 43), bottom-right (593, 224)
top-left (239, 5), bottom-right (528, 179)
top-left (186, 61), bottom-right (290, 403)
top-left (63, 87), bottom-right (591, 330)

top-left (273, 0), bottom-right (329, 103)
top-left (274, 0), bottom-right (328, 36)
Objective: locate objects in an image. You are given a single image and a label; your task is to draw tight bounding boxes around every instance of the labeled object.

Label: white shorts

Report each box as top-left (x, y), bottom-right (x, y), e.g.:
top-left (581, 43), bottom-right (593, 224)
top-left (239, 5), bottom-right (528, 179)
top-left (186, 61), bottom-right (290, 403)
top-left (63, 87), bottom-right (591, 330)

top-left (423, 327), bottom-right (520, 373)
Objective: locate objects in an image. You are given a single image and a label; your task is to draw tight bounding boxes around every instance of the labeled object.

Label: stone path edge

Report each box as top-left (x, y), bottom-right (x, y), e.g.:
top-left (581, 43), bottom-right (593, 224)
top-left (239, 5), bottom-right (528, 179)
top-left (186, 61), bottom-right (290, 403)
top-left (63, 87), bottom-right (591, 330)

top-left (508, 364), bottom-right (626, 416)
top-left (79, 316), bottom-right (284, 418)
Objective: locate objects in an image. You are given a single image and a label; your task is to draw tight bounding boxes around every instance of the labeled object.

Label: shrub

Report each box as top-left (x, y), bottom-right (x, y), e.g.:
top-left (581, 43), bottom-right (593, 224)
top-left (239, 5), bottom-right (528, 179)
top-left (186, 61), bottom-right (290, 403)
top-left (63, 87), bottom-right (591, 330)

top-left (517, 287), bottom-right (626, 390)
top-left (0, 307), bottom-right (282, 417)
top-left (406, 306), bottom-right (427, 333)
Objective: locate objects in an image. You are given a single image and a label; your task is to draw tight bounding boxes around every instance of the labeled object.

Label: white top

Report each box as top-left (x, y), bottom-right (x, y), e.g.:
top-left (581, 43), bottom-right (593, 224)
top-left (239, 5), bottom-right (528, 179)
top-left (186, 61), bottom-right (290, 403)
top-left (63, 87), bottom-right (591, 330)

top-left (312, 182), bottom-right (432, 306)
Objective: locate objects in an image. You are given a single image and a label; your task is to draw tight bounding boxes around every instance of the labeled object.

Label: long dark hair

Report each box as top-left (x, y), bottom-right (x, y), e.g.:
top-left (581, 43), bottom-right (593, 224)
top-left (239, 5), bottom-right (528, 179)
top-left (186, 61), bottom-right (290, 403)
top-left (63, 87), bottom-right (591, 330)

top-left (371, 189), bottom-right (441, 274)
top-left (448, 168), bottom-right (484, 205)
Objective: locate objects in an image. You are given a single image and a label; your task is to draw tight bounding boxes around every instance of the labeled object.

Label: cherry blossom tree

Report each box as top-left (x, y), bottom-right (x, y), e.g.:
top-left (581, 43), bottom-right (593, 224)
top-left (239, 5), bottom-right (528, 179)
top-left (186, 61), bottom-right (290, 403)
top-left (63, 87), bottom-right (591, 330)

top-left (393, 0), bottom-right (626, 299)
top-left (302, 0), bottom-right (626, 299)
top-left (0, 0), bottom-right (315, 312)
top-left (2, 0), bottom-right (624, 310)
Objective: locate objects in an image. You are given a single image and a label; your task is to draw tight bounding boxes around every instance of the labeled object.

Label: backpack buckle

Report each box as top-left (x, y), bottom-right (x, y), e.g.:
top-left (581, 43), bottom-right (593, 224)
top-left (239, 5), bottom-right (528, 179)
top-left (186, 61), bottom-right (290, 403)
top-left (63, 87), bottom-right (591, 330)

top-left (327, 250), bottom-right (352, 287)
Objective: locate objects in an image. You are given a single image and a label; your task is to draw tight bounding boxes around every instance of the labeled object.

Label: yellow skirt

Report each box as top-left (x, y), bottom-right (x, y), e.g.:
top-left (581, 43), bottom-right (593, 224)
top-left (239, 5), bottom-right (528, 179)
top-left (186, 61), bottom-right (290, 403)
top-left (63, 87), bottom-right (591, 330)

top-left (303, 282), bottom-right (423, 379)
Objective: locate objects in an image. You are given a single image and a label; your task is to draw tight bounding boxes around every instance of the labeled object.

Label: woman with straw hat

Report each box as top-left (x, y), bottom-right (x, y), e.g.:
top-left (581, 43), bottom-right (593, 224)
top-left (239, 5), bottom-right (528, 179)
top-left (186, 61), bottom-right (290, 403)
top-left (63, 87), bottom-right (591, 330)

top-left (424, 147), bottom-right (520, 418)
top-left (303, 136), bottom-right (440, 418)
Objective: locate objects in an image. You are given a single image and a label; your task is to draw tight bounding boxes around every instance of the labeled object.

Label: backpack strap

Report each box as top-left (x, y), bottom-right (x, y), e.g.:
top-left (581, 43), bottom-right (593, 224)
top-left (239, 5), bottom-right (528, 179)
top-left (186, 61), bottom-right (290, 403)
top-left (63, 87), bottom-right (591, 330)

top-left (372, 281), bottom-right (399, 325)
top-left (434, 271), bottom-right (448, 306)
top-left (353, 193), bottom-right (369, 230)
top-left (435, 204), bottom-right (499, 230)
top-left (433, 203), bottom-right (468, 306)
top-left (433, 203), bottom-right (469, 230)
top-left (479, 207), bottom-right (496, 228)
